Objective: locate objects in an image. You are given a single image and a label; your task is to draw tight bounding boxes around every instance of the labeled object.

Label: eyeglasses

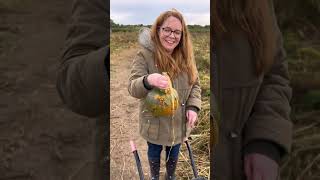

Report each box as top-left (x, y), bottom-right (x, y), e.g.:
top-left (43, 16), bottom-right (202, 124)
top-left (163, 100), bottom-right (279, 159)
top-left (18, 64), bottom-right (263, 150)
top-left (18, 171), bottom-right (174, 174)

top-left (161, 27), bottom-right (182, 38)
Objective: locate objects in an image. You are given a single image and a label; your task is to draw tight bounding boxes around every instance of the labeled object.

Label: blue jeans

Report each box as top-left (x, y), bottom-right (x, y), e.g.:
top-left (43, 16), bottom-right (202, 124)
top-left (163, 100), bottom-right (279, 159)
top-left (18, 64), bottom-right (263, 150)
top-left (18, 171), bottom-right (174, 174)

top-left (147, 142), bottom-right (181, 160)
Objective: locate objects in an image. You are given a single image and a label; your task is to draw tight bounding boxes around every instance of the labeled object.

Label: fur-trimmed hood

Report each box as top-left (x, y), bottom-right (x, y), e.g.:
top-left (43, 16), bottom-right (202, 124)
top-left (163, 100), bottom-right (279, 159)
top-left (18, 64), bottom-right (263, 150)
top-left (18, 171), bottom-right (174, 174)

top-left (138, 27), bottom-right (155, 52)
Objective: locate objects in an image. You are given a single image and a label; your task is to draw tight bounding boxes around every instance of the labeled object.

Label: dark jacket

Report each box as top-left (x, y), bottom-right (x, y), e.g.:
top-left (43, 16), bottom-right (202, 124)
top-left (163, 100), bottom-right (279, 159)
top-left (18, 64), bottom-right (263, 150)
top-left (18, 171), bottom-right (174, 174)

top-left (56, 0), bottom-right (108, 179)
top-left (211, 1), bottom-right (292, 179)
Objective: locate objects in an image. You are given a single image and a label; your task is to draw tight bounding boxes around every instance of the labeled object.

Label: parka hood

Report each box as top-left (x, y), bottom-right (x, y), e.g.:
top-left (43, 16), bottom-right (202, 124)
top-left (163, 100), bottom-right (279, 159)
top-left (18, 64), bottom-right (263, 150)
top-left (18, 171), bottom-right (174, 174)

top-left (138, 27), bottom-right (155, 52)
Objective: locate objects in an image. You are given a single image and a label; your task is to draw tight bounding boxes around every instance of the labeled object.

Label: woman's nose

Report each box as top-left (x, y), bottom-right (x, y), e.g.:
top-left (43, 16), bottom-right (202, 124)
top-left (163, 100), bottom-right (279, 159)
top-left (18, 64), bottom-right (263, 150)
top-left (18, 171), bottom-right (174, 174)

top-left (169, 32), bottom-right (175, 38)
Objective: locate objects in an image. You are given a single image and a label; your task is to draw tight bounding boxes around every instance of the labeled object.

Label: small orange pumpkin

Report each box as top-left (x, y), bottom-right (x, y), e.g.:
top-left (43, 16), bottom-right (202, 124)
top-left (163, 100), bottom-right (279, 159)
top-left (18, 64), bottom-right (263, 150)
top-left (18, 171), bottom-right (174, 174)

top-left (145, 72), bottom-right (179, 117)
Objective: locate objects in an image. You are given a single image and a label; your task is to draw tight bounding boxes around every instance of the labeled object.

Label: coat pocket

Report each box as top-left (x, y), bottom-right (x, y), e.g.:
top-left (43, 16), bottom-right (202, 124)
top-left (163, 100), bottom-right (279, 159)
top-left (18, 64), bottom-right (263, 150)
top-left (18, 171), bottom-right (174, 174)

top-left (147, 119), bottom-right (159, 140)
top-left (178, 101), bottom-right (189, 139)
top-left (181, 104), bottom-right (189, 139)
top-left (140, 110), bottom-right (160, 141)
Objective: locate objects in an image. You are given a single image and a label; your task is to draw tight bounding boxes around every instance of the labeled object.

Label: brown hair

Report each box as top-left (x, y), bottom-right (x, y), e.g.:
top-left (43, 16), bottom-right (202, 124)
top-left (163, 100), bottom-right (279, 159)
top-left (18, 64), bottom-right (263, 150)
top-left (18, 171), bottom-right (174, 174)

top-left (212, 0), bottom-right (277, 75)
top-left (150, 9), bottom-right (197, 85)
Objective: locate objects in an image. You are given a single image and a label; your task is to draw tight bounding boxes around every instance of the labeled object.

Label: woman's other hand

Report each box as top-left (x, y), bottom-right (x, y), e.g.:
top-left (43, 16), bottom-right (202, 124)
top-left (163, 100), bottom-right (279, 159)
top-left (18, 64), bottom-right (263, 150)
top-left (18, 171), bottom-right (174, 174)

top-left (186, 110), bottom-right (197, 128)
top-left (147, 73), bottom-right (169, 89)
top-left (244, 153), bottom-right (279, 180)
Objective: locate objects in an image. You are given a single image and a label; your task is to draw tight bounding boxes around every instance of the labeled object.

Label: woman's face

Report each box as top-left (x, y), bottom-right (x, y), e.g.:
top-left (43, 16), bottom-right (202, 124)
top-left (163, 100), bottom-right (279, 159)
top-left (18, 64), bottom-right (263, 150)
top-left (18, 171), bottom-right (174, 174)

top-left (158, 16), bottom-right (182, 54)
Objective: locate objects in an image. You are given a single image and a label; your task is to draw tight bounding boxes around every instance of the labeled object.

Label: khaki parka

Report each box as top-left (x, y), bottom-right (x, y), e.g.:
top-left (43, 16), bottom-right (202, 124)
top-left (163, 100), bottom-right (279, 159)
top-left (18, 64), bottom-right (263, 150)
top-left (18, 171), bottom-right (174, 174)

top-left (128, 29), bottom-right (202, 146)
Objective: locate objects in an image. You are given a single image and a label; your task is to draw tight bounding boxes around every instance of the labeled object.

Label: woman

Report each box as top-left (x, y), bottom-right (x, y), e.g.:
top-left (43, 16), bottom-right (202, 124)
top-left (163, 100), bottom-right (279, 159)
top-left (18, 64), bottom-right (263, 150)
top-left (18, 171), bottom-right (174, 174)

top-left (128, 9), bottom-right (201, 180)
top-left (211, 0), bottom-right (292, 180)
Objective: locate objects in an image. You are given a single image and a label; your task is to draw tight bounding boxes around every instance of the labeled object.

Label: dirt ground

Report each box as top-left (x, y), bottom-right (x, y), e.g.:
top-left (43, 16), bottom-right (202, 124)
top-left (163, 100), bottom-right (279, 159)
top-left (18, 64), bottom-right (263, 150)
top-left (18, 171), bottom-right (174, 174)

top-left (0, 0), bottom-right (100, 179)
top-left (110, 47), bottom-right (149, 179)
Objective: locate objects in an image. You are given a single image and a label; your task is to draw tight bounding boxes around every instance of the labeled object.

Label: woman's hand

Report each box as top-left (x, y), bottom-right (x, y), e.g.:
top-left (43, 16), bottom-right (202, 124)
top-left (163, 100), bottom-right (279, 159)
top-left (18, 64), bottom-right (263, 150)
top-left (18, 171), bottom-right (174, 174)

top-left (244, 153), bottom-right (279, 180)
top-left (147, 73), bottom-right (169, 89)
top-left (186, 110), bottom-right (197, 128)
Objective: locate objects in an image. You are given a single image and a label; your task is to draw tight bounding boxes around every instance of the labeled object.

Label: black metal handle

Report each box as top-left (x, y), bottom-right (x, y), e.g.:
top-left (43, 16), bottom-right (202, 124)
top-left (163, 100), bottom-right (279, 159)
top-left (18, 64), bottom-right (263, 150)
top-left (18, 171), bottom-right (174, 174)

top-left (185, 141), bottom-right (199, 178)
top-left (133, 151), bottom-right (144, 180)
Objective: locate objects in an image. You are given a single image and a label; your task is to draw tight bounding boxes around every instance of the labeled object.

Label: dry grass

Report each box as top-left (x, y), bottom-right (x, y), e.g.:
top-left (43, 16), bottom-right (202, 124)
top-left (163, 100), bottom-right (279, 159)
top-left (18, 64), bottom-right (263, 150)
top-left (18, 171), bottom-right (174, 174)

top-left (281, 111), bottom-right (320, 180)
top-left (282, 29), bottom-right (320, 179)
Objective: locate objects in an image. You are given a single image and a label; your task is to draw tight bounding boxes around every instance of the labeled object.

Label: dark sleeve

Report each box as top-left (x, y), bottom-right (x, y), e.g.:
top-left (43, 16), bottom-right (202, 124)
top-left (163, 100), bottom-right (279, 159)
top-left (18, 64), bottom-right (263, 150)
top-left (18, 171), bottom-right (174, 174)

top-left (56, 0), bottom-right (109, 117)
top-left (243, 1), bottom-right (293, 156)
top-left (186, 106), bottom-right (200, 113)
top-left (143, 75), bottom-right (153, 90)
top-left (243, 140), bottom-right (282, 164)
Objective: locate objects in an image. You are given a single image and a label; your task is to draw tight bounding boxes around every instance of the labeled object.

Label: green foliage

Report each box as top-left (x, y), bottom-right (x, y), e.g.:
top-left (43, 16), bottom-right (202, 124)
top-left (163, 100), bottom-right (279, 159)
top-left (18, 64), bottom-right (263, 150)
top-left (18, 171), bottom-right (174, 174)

top-left (298, 47), bottom-right (320, 60)
top-left (0, 0), bottom-right (27, 12)
top-left (302, 90), bottom-right (320, 109)
top-left (188, 25), bottom-right (210, 33)
top-left (277, 2), bottom-right (320, 179)
top-left (274, 0), bottom-right (320, 29)
top-left (110, 22), bottom-right (209, 33)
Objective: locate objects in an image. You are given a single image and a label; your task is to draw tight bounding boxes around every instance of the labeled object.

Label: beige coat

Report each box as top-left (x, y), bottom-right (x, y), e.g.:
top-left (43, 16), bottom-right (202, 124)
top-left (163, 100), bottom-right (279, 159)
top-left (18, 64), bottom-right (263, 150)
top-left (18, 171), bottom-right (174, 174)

top-left (128, 29), bottom-right (202, 146)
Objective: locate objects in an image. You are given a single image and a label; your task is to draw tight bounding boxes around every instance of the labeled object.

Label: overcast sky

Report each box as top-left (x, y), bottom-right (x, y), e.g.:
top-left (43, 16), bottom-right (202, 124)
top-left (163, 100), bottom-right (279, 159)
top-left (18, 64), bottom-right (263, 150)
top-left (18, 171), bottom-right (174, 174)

top-left (111, 0), bottom-right (210, 26)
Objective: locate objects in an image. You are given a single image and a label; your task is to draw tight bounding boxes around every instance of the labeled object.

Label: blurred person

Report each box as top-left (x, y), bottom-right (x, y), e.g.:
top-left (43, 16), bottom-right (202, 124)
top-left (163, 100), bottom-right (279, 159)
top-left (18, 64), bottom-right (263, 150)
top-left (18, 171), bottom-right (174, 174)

top-left (56, 0), bottom-right (109, 179)
top-left (211, 0), bottom-right (292, 180)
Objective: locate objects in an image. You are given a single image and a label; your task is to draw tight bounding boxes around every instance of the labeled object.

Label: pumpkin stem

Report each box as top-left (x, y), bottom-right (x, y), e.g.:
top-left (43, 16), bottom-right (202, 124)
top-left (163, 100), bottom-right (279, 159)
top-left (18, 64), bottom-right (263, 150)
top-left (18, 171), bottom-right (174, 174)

top-left (162, 72), bottom-right (173, 90)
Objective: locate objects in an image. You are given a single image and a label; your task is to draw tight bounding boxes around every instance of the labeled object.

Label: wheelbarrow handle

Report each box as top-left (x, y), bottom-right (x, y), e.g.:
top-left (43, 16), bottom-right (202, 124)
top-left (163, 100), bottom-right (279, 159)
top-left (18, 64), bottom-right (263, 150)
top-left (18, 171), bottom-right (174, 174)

top-left (185, 141), bottom-right (199, 178)
top-left (130, 141), bottom-right (145, 180)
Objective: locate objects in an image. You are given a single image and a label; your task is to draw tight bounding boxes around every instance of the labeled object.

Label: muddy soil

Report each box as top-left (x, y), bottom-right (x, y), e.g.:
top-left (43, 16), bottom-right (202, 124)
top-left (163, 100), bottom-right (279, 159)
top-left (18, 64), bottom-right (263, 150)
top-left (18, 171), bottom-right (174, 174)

top-left (110, 47), bottom-right (150, 179)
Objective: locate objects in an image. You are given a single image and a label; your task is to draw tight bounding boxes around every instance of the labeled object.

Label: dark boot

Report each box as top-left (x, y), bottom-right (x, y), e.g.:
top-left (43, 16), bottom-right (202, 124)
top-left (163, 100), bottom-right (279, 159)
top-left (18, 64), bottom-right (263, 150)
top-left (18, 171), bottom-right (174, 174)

top-left (148, 158), bottom-right (160, 180)
top-left (165, 157), bottom-right (178, 180)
